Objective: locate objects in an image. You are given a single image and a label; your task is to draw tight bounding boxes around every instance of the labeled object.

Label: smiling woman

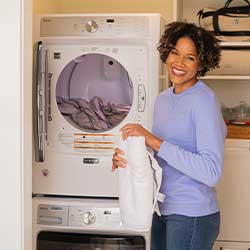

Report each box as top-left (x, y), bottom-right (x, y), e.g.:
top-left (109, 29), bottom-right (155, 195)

top-left (112, 22), bottom-right (227, 250)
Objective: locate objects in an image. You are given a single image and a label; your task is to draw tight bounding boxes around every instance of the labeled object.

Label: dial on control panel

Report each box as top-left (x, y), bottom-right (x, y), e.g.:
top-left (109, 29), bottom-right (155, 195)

top-left (85, 20), bottom-right (98, 33)
top-left (82, 211), bottom-right (96, 225)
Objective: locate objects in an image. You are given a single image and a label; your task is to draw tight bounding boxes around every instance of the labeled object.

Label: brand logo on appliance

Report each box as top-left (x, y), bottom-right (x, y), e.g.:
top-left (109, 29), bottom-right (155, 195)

top-left (234, 18), bottom-right (240, 25)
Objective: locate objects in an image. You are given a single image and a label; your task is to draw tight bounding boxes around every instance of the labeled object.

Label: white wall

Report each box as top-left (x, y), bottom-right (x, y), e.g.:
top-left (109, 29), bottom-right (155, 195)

top-left (0, 0), bottom-right (32, 250)
top-left (22, 0), bottom-right (33, 249)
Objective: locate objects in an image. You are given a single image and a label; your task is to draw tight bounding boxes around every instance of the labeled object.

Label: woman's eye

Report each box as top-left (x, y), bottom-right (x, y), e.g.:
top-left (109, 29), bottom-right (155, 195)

top-left (186, 56), bottom-right (195, 61)
top-left (170, 50), bottom-right (178, 55)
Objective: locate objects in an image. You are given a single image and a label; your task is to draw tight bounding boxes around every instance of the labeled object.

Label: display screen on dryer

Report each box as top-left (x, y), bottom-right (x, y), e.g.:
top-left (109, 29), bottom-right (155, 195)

top-left (56, 53), bottom-right (133, 132)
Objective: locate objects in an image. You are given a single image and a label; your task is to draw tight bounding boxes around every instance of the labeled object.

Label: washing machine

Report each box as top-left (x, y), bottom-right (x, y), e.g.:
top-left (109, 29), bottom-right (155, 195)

top-left (32, 196), bottom-right (150, 250)
top-left (33, 14), bottom-right (166, 197)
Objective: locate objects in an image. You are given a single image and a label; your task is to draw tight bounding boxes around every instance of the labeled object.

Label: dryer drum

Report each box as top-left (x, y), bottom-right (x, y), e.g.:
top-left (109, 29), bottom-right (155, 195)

top-left (56, 54), bottom-right (133, 133)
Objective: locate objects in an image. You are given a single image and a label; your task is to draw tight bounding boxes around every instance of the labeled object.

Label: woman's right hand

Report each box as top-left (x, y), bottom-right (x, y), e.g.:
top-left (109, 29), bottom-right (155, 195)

top-left (112, 148), bottom-right (127, 172)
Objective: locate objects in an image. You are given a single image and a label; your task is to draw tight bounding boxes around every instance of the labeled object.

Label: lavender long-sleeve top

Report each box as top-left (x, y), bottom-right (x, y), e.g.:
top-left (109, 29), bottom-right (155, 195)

top-left (152, 81), bottom-right (227, 216)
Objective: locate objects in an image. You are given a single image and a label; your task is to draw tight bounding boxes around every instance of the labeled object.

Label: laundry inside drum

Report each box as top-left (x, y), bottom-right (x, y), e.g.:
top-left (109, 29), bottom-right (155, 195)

top-left (56, 53), bottom-right (133, 132)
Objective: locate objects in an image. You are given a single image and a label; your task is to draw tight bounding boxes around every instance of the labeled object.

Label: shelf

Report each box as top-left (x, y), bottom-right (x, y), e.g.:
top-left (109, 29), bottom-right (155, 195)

top-left (220, 41), bottom-right (250, 47)
top-left (199, 75), bottom-right (250, 80)
top-left (225, 138), bottom-right (250, 149)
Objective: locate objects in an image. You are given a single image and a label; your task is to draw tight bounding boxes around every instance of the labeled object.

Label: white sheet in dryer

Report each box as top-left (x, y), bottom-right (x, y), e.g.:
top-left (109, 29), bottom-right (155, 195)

top-left (118, 136), bottom-right (164, 231)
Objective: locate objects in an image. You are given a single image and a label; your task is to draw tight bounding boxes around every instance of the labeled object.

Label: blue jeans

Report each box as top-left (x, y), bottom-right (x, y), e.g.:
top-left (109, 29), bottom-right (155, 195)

top-left (151, 212), bottom-right (220, 250)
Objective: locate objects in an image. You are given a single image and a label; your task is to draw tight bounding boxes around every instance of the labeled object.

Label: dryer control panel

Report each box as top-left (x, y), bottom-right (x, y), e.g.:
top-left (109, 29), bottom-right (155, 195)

top-left (40, 16), bottom-right (150, 38)
top-left (40, 16), bottom-right (155, 39)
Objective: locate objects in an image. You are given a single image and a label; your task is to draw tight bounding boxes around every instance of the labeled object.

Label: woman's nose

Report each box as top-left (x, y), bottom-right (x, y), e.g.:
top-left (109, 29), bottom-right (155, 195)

top-left (176, 56), bottom-right (185, 65)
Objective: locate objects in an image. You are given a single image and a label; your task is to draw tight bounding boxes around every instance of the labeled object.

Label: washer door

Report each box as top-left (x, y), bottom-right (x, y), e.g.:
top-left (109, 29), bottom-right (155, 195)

top-left (37, 231), bottom-right (146, 250)
top-left (56, 53), bottom-right (133, 132)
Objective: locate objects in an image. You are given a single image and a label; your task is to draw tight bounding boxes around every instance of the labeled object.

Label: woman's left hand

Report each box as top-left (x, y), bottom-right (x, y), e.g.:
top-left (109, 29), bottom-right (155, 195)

top-left (120, 123), bottom-right (148, 140)
top-left (120, 123), bottom-right (163, 151)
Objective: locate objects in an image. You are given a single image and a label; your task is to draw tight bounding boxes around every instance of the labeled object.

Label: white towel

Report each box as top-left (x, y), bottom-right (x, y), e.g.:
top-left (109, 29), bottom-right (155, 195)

top-left (118, 136), bottom-right (164, 231)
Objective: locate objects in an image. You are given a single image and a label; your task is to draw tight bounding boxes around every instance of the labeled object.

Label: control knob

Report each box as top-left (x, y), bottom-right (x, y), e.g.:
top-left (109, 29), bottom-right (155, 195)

top-left (85, 20), bottom-right (98, 33)
top-left (82, 211), bottom-right (96, 225)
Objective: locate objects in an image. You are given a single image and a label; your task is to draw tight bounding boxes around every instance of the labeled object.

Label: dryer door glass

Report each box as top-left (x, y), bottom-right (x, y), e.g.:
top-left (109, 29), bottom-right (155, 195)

top-left (56, 54), bottom-right (133, 132)
top-left (37, 232), bottom-right (146, 250)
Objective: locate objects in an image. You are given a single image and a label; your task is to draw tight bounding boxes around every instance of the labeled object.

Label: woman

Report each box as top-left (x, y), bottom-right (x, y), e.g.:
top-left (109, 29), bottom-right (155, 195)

top-left (112, 22), bottom-right (227, 250)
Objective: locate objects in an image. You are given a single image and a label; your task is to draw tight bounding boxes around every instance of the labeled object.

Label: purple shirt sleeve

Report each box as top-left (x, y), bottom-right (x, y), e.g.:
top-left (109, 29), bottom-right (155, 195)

top-left (157, 94), bottom-right (227, 187)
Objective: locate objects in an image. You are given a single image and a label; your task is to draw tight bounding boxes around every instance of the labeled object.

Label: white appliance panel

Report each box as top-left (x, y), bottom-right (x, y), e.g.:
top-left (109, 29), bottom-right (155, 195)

top-left (33, 14), bottom-right (165, 197)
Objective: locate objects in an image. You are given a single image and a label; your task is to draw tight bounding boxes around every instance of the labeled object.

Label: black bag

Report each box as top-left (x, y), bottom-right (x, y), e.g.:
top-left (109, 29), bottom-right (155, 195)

top-left (198, 0), bottom-right (250, 39)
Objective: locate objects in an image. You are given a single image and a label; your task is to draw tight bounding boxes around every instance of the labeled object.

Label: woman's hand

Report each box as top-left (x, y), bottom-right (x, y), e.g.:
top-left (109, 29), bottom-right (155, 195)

top-left (112, 148), bottom-right (127, 171)
top-left (120, 123), bottom-right (163, 151)
top-left (120, 123), bottom-right (149, 140)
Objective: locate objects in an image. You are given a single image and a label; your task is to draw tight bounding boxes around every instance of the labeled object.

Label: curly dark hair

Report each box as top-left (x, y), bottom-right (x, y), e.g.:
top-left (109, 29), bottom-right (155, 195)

top-left (157, 22), bottom-right (221, 77)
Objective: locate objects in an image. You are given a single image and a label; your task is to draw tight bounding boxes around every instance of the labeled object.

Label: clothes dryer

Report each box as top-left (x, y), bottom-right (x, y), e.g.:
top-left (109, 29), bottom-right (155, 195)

top-left (33, 14), bottom-right (166, 197)
top-left (32, 197), bottom-right (150, 250)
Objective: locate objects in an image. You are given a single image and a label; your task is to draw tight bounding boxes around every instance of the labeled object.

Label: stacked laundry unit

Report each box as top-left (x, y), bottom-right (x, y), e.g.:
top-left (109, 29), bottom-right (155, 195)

top-left (32, 14), bottom-right (165, 250)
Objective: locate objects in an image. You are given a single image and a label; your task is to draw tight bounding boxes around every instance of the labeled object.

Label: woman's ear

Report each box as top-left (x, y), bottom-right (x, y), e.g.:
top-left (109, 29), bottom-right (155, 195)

top-left (198, 62), bottom-right (203, 71)
top-left (198, 64), bottom-right (203, 74)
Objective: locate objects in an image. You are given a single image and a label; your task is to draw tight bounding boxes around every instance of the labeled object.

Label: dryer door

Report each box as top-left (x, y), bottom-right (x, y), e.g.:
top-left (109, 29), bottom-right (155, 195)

top-left (56, 53), bottom-right (133, 133)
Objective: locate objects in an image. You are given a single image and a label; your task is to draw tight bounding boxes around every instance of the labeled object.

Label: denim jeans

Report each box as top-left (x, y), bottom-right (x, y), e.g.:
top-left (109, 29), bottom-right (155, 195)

top-left (151, 212), bottom-right (220, 250)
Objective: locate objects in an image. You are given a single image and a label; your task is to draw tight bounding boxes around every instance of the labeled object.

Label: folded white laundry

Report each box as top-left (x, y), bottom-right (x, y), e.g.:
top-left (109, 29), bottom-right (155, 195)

top-left (118, 136), bottom-right (164, 231)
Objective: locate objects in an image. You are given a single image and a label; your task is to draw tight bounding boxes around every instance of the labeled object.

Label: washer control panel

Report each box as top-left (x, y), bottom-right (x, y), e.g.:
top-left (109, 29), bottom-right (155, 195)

top-left (37, 204), bottom-right (121, 228)
top-left (68, 206), bottom-right (121, 227)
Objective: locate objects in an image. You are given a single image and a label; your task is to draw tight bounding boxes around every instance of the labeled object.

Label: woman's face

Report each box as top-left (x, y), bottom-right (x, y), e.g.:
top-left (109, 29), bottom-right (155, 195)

top-left (166, 37), bottom-right (200, 94)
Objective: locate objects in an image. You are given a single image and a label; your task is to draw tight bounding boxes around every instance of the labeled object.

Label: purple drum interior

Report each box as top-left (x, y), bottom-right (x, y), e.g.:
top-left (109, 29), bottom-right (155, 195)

top-left (56, 54), bottom-right (133, 132)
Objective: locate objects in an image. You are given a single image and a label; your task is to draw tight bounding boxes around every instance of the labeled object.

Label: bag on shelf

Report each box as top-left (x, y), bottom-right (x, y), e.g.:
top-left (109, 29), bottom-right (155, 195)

top-left (197, 0), bottom-right (250, 41)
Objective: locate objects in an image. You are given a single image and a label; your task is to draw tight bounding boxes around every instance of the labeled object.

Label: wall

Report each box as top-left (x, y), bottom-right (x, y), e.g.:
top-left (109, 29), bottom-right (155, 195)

top-left (0, 1), bottom-right (21, 247)
top-left (23, 0), bottom-right (33, 249)
top-left (33, 0), bottom-right (173, 21)
top-left (0, 0), bottom-right (32, 250)
top-left (33, 0), bottom-right (60, 13)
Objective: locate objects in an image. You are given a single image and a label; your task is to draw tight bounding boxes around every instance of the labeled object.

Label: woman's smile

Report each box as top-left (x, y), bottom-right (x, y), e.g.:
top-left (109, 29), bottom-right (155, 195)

top-left (172, 66), bottom-right (186, 76)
